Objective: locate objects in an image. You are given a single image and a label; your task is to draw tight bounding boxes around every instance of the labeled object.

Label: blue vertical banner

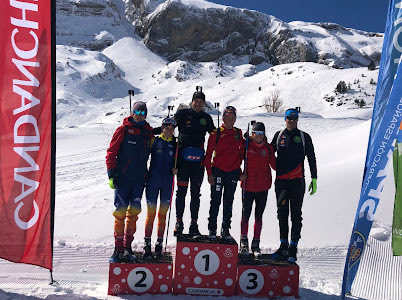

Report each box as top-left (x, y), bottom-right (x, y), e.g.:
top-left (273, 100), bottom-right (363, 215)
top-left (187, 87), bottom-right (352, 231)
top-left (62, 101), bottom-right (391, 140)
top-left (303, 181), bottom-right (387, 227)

top-left (342, 0), bottom-right (402, 297)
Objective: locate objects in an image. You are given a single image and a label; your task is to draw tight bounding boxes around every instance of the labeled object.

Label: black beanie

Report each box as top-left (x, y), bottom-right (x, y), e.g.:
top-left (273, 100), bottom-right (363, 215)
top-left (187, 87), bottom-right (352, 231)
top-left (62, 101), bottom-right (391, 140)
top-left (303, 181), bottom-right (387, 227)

top-left (252, 122), bottom-right (265, 132)
top-left (192, 86), bottom-right (205, 102)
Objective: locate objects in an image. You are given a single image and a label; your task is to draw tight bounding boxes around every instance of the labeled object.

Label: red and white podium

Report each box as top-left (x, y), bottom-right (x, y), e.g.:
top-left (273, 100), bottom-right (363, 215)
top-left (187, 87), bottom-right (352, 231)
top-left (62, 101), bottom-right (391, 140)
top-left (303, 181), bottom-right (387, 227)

top-left (173, 235), bottom-right (238, 296)
top-left (108, 252), bottom-right (173, 295)
top-left (237, 254), bottom-right (299, 298)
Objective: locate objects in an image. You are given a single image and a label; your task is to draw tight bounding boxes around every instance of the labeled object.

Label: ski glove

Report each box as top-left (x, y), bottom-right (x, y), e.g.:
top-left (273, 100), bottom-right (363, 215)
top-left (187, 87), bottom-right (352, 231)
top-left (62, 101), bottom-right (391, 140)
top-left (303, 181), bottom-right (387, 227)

top-left (107, 168), bottom-right (116, 179)
top-left (308, 178), bottom-right (317, 195)
top-left (109, 178), bottom-right (116, 190)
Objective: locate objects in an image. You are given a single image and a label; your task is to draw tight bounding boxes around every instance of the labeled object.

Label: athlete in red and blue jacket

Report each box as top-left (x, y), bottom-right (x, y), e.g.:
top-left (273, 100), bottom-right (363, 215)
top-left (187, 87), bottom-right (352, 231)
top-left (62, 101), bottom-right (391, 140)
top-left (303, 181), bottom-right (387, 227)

top-left (106, 101), bottom-right (154, 263)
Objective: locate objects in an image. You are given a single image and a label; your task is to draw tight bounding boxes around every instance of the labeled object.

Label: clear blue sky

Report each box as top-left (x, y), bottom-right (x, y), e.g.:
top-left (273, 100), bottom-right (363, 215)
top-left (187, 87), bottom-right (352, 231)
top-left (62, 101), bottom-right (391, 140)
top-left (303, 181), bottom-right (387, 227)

top-left (208, 0), bottom-right (389, 33)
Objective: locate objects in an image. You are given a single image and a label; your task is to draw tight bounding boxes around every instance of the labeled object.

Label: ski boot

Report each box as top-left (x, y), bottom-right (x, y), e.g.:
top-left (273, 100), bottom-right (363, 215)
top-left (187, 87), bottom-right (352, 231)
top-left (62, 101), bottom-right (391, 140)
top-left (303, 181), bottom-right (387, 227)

top-left (270, 242), bottom-right (289, 261)
top-left (189, 222), bottom-right (201, 238)
top-left (123, 247), bottom-right (137, 263)
top-left (155, 238), bottom-right (163, 258)
top-left (109, 247), bottom-right (124, 263)
top-left (251, 239), bottom-right (262, 258)
top-left (143, 237), bottom-right (153, 259)
top-left (221, 227), bottom-right (234, 240)
top-left (174, 220), bottom-right (183, 237)
top-left (208, 230), bottom-right (217, 240)
top-left (239, 237), bottom-right (249, 257)
top-left (287, 245), bottom-right (298, 264)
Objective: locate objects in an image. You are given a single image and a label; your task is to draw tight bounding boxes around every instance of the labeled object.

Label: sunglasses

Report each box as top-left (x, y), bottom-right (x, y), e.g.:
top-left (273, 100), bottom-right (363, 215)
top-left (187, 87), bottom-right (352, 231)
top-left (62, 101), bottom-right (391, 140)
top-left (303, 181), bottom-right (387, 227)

top-left (133, 110), bottom-right (146, 116)
top-left (162, 119), bottom-right (177, 127)
top-left (286, 116), bottom-right (298, 121)
top-left (252, 131), bottom-right (265, 135)
top-left (224, 106), bottom-right (237, 114)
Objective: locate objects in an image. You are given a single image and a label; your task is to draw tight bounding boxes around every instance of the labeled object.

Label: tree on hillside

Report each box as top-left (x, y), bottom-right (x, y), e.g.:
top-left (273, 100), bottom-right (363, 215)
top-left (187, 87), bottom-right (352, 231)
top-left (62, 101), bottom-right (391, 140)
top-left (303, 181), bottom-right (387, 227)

top-left (368, 61), bottom-right (376, 71)
top-left (335, 80), bottom-right (348, 93)
top-left (262, 89), bottom-right (283, 113)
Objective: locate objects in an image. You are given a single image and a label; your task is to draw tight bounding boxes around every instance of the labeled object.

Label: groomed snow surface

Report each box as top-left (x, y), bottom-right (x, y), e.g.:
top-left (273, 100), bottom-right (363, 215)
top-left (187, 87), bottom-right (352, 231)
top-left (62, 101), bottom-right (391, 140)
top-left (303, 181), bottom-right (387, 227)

top-left (1, 5), bottom-right (401, 299)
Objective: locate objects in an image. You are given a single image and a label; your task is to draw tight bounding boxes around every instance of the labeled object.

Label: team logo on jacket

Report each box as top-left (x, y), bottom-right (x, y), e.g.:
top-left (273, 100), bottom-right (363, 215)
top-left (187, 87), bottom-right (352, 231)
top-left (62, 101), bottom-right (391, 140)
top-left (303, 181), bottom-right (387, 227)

top-left (200, 118), bottom-right (206, 126)
top-left (294, 136), bottom-right (301, 143)
top-left (261, 150), bottom-right (266, 156)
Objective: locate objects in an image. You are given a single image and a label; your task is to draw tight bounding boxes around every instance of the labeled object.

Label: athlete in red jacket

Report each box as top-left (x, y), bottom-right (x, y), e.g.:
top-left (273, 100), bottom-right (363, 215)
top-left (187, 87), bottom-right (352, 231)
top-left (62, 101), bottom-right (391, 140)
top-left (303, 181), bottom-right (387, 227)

top-left (106, 101), bottom-right (154, 263)
top-left (240, 122), bottom-right (276, 257)
top-left (204, 106), bottom-right (245, 240)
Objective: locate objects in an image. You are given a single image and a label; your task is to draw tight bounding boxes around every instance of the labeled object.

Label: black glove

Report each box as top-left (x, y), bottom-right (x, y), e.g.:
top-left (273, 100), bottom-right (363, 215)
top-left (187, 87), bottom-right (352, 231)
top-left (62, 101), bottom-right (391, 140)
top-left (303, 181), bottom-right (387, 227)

top-left (107, 169), bottom-right (116, 179)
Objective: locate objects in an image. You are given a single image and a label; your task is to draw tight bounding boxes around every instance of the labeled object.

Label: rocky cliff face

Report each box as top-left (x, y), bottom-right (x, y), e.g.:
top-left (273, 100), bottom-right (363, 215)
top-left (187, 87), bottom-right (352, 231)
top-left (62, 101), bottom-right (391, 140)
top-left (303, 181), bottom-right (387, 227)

top-left (56, 0), bottom-right (382, 69)
top-left (127, 0), bottom-right (382, 68)
top-left (57, 0), bottom-right (126, 50)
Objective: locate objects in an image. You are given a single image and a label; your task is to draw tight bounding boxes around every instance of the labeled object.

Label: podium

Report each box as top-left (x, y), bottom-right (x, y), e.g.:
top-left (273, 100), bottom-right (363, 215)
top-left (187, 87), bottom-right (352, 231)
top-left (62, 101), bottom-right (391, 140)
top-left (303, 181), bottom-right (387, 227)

top-left (237, 254), bottom-right (299, 298)
top-left (173, 234), bottom-right (238, 296)
top-left (108, 252), bottom-right (173, 295)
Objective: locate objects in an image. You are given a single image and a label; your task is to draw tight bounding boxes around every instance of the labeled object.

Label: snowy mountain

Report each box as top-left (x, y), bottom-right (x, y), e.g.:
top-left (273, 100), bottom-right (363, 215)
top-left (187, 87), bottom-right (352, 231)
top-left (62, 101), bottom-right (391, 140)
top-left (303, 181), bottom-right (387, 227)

top-left (57, 0), bottom-right (383, 68)
top-left (133, 0), bottom-right (383, 68)
top-left (1, 0), bottom-right (401, 299)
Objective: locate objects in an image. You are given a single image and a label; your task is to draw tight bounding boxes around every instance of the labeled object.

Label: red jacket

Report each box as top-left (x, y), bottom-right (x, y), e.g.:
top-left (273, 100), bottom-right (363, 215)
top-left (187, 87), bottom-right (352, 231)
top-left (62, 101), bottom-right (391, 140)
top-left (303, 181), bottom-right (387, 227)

top-left (106, 117), bottom-right (154, 180)
top-left (205, 126), bottom-right (245, 176)
top-left (242, 139), bottom-right (276, 192)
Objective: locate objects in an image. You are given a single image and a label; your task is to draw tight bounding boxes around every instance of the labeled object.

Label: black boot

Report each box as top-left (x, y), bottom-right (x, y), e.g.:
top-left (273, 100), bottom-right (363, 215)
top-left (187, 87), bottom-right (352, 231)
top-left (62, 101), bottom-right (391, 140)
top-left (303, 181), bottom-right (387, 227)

top-left (208, 230), bottom-right (217, 240)
top-left (143, 237), bottom-right (153, 259)
top-left (221, 227), bottom-right (234, 240)
top-left (109, 247), bottom-right (123, 263)
top-left (287, 245), bottom-right (298, 263)
top-left (123, 246), bottom-right (137, 263)
top-left (251, 239), bottom-right (262, 258)
top-left (155, 238), bottom-right (163, 258)
top-left (270, 242), bottom-right (289, 261)
top-left (174, 220), bottom-right (183, 237)
top-left (239, 238), bottom-right (249, 257)
top-left (189, 222), bottom-right (201, 238)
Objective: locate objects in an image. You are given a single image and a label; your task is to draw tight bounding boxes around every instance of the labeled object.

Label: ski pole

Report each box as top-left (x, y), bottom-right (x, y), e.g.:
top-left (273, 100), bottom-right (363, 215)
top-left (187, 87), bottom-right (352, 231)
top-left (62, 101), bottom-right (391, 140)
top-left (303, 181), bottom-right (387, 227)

top-left (214, 102), bottom-right (220, 127)
top-left (164, 140), bottom-right (179, 254)
top-left (240, 122), bottom-right (252, 245)
top-left (128, 90), bottom-right (135, 113)
top-left (242, 120), bottom-right (255, 200)
top-left (242, 122), bottom-right (250, 202)
top-left (168, 105), bottom-right (174, 118)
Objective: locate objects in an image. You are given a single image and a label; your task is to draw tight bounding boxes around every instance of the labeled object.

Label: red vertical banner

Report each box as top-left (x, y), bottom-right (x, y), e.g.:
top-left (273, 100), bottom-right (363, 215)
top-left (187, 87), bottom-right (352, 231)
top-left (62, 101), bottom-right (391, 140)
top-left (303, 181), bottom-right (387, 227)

top-left (0, 0), bottom-right (55, 270)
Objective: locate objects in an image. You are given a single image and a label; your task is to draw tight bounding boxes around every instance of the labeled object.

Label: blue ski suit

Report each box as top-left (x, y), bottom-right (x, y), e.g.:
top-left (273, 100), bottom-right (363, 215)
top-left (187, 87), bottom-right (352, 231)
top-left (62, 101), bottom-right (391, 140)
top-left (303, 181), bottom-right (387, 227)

top-left (145, 134), bottom-right (177, 238)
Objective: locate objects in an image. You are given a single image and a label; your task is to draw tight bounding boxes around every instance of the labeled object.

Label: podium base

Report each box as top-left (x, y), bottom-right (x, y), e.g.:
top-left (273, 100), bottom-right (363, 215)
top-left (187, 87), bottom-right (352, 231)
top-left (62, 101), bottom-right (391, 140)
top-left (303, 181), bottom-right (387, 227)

top-left (173, 234), bottom-right (238, 296)
top-left (108, 251), bottom-right (173, 295)
top-left (237, 254), bottom-right (299, 298)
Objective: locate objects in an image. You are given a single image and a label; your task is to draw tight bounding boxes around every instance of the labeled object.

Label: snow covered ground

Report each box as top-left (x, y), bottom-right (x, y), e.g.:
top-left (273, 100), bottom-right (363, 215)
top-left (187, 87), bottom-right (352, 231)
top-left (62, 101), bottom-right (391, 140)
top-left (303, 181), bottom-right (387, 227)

top-left (1, 1), bottom-right (401, 299)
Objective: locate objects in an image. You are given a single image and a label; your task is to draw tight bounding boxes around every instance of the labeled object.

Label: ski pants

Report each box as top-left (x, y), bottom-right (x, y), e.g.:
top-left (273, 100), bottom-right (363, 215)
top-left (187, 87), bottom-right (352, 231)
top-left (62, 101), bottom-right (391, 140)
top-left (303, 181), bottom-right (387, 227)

top-left (175, 155), bottom-right (205, 221)
top-left (145, 177), bottom-right (173, 239)
top-left (113, 179), bottom-right (145, 250)
top-left (275, 178), bottom-right (305, 242)
top-left (208, 167), bottom-right (240, 231)
top-left (241, 190), bottom-right (268, 239)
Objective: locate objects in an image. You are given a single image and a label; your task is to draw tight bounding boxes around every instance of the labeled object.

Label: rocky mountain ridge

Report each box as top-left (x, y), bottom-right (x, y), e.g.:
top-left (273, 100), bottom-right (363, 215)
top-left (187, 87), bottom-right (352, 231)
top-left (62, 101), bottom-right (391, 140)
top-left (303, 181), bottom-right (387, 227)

top-left (129, 0), bottom-right (383, 68)
top-left (56, 0), bottom-right (383, 69)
